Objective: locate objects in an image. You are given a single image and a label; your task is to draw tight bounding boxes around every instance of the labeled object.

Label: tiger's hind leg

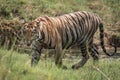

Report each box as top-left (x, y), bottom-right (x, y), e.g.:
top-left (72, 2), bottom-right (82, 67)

top-left (89, 44), bottom-right (99, 61)
top-left (72, 42), bottom-right (89, 69)
top-left (88, 39), bottom-right (99, 61)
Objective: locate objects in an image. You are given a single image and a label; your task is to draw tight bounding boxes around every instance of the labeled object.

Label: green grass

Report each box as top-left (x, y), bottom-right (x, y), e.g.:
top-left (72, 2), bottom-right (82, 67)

top-left (0, 49), bottom-right (120, 80)
top-left (0, 0), bottom-right (120, 80)
top-left (0, 0), bottom-right (119, 23)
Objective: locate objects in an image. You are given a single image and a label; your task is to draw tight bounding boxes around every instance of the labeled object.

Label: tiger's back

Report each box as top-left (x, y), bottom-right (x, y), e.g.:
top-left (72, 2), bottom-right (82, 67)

top-left (44, 11), bottom-right (102, 49)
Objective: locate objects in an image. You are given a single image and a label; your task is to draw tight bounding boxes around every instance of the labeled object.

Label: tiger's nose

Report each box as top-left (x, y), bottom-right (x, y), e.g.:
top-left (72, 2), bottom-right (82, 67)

top-left (26, 41), bottom-right (31, 46)
top-left (27, 43), bottom-right (31, 46)
top-left (24, 40), bottom-right (31, 46)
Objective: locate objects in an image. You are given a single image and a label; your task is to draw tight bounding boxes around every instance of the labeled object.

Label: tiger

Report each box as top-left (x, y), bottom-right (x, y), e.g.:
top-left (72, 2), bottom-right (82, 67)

top-left (21, 11), bottom-right (114, 69)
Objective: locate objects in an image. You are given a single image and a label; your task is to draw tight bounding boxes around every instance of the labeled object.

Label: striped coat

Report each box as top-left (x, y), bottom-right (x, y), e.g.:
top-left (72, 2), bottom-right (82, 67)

top-left (21, 11), bottom-right (114, 69)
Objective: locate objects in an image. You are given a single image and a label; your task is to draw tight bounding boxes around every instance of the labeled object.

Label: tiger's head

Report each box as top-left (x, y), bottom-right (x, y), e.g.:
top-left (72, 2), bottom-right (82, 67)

top-left (20, 21), bottom-right (42, 46)
top-left (20, 16), bottom-right (50, 46)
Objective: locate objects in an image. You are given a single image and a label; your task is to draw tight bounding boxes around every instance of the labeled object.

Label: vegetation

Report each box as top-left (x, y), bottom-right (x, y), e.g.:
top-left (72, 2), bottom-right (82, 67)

top-left (0, 0), bottom-right (120, 35)
top-left (0, 48), bottom-right (120, 80)
top-left (0, 0), bottom-right (120, 23)
top-left (0, 0), bottom-right (120, 80)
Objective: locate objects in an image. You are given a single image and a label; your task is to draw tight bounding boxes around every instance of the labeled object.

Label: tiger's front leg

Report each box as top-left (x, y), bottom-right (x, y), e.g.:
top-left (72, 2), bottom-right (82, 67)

top-left (55, 44), bottom-right (67, 69)
top-left (31, 40), bottom-right (42, 66)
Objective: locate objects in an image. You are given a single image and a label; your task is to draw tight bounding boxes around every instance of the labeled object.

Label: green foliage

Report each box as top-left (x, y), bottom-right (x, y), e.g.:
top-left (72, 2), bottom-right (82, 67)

top-left (0, 49), bottom-right (120, 80)
top-left (0, 0), bottom-right (119, 24)
top-left (0, 0), bottom-right (119, 25)
top-left (104, 0), bottom-right (120, 23)
top-left (0, 0), bottom-right (26, 19)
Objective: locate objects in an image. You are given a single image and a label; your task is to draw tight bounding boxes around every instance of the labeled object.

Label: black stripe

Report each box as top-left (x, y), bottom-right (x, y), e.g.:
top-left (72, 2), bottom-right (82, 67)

top-left (77, 13), bottom-right (85, 32)
top-left (49, 38), bottom-right (52, 48)
top-left (41, 30), bottom-right (45, 40)
top-left (63, 30), bottom-right (69, 48)
top-left (64, 16), bottom-right (75, 46)
top-left (86, 13), bottom-right (94, 40)
top-left (81, 12), bottom-right (90, 38)
top-left (69, 14), bottom-right (79, 42)
top-left (75, 13), bottom-right (85, 43)
top-left (59, 17), bottom-right (66, 47)
top-left (69, 14), bottom-right (78, 24)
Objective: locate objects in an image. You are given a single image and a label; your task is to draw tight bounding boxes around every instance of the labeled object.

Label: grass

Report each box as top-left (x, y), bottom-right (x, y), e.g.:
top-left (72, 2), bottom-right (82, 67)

top-left (0, 0), bottom-right (120, 80)
top-left (0, 0), bottom-right (119, 23)
top-left (0, 48), bottom-right (120, 80)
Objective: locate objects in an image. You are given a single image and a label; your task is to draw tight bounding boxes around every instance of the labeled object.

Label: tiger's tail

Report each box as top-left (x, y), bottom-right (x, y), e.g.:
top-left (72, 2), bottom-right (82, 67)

top-left (99, 23), bottom-right (114, 56)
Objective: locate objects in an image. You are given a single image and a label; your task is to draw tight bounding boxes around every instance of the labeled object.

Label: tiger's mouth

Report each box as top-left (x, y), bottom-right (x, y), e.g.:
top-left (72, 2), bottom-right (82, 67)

top-left (18, 36), bottom-right (32, 48)
top-left (26, 41), bottom-right (31, 46)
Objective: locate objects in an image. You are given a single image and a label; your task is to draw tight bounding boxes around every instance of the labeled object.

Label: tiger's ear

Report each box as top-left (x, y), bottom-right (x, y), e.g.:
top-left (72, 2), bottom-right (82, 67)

top-left (19, 17), bottom-right (27, 24)
top-left (21, 19), bottom-right (26, 24)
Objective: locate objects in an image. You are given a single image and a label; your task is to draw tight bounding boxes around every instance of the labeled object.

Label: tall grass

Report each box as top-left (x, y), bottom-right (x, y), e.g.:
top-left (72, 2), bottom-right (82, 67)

top-left (0, 49), bottom-right (120, 80)
top-left (0, 0), bottom-right (120, 80)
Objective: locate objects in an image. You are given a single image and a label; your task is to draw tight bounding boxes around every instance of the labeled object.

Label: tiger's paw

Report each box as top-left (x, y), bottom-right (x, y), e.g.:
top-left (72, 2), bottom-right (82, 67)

top-left (72, 65), bottom-right (79, 69)
top-left (57, 65), bottom-right (67, 69)
top-left (62, 65), bottom-right (67, 69)
top-left (31, 59), bottom-right (39, 67)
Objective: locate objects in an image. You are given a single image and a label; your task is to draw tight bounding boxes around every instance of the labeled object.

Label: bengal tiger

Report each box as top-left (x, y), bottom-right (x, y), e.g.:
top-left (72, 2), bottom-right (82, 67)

top-left (21, 11), bottom-right (114, 69)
